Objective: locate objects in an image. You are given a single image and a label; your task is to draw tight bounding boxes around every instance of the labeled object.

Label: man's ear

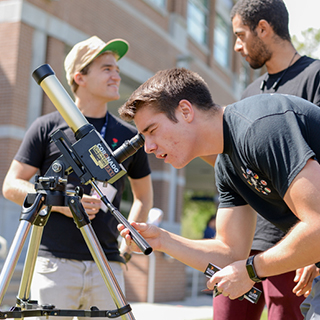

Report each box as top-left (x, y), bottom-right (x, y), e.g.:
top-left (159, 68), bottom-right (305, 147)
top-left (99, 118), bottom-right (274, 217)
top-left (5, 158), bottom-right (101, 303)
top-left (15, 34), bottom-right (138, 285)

top-left (74, 72), bottom-right (85, 87)
top-left (256, 19), bottom-right (272, 39)
top-left (177, 99), bottom-right (194, 123)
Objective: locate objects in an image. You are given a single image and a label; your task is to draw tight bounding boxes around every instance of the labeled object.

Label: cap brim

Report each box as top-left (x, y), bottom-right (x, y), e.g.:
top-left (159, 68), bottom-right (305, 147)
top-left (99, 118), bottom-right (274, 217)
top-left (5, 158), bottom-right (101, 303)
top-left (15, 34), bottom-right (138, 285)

top-left (98, 39), bottom-right (129, 60)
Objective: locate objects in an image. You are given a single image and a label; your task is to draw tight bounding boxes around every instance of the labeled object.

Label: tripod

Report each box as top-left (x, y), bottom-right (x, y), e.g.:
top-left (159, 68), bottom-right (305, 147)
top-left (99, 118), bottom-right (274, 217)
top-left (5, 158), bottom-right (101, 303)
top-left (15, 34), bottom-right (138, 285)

top-left (0, 64), bottom-right (152, 319)
top-left (0, 169), bottom-right (132, 319)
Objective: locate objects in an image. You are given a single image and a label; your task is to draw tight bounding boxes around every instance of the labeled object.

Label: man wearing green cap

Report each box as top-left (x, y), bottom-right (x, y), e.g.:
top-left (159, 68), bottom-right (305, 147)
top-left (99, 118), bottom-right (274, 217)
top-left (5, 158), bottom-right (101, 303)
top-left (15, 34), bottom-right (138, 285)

top-left (2, 36), bottom-right (153, 318)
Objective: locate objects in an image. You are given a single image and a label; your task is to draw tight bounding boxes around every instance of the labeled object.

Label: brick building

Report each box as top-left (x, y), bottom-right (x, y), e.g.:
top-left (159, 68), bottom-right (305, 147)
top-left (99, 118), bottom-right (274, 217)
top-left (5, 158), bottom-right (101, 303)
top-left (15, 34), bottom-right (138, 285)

top-left (0, 0), bottom-right (253, 306)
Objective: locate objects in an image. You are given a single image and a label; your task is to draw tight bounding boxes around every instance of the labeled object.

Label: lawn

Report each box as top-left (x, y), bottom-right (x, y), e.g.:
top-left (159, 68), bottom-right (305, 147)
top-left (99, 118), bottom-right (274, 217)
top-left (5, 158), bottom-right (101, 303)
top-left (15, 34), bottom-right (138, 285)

top-left (261, 308), bottom-right (268, 319)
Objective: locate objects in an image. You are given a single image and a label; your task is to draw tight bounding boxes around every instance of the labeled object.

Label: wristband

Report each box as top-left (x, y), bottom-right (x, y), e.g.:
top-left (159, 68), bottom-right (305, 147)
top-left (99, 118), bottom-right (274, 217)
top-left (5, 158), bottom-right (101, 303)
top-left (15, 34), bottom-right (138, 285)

top-left (246, 255), bottom-right (266, 283)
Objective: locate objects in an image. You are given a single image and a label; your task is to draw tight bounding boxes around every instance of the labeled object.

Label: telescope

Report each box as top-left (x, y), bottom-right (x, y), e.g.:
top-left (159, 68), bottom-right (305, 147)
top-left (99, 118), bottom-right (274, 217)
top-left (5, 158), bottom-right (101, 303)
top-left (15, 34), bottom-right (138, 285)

top-left (32, 64), bottom-right (152, 255)
top-left (0, 64), bottom-right (152, 320)
top-left (33, 64), bottom-right (145, 185)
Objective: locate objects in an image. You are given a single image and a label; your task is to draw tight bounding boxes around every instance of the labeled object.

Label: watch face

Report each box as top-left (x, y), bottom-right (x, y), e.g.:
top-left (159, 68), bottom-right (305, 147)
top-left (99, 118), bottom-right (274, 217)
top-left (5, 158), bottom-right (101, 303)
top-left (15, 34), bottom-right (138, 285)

top-left (247, 265), bottom-right (255, 278)
top-left (246, 256), bottom-right (260, 282)
top-left (246, 264), bottom-right (257, 279)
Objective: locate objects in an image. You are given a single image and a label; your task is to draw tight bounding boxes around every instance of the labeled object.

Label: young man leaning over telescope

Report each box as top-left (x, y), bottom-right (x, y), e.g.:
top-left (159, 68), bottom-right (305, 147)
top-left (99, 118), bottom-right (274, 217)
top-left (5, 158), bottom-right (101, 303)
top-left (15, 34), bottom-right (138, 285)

top-left (117, 67), bottom-right (320, 315)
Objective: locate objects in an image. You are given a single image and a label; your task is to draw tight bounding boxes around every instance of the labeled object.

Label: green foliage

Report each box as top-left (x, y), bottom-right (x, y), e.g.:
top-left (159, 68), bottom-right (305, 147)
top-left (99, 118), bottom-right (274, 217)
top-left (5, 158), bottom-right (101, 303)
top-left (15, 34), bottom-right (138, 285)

top-left (181, 190), bottom-right (217, 239)
top-left (292, 27), bottom-right (320, 59)
top-left (260, 308), bottom-right (268, 320)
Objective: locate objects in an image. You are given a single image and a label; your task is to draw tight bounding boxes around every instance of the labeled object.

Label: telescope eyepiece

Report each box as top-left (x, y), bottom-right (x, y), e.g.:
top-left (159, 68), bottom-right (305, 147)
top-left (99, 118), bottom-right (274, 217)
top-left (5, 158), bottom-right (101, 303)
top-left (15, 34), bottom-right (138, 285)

top-left (113, 133), bottom-right (145, 163)
top-left (129, 133), bottom-right (145, 150)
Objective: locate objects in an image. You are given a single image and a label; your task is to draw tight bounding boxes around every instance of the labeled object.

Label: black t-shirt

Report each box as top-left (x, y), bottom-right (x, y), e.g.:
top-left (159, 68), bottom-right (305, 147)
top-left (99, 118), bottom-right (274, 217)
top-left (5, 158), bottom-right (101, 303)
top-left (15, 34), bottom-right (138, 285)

top-left (241, 56), bottom-right (320, 250)
top-left (243, 56), bottom-right (320, 105)
top-left (215, 94), bottom-right (320, 233)
top-left (15, 111), bottom-right (151, 261)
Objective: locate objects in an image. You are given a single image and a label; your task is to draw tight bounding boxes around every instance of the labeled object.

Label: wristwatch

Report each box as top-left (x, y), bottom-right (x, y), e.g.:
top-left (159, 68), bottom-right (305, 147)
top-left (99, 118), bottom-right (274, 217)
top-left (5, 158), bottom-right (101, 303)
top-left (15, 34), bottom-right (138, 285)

top-left (246, 255), bottom-right (266, 283)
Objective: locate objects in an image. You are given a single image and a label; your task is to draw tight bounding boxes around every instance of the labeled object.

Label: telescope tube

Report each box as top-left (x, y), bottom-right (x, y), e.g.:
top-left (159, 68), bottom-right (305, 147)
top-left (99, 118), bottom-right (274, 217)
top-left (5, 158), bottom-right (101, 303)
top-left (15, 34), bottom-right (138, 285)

top-left (32, 64), bottom-right (88, 135)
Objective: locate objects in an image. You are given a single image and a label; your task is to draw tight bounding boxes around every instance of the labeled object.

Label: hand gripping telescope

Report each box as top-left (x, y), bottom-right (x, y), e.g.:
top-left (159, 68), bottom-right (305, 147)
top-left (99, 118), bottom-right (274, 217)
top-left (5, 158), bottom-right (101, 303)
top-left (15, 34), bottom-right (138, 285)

top-left (0, 64), bottom-right (152, 320)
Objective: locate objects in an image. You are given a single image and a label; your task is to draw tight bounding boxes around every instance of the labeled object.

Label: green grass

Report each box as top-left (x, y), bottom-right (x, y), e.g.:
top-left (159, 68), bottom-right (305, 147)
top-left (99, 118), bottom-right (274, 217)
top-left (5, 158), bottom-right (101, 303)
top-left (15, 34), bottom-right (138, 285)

top-left (260, 308), bottom-right (268, 320)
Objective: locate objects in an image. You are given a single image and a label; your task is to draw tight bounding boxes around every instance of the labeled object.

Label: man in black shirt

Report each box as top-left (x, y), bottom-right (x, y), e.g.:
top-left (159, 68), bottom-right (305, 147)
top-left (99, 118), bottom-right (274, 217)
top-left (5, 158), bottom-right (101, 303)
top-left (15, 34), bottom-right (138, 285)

top-left (117, 67), bottom-right (320, 316)
top-left (208, 0), bottom-right (320, 319)
top-left (2, 36), bottom-right (153, 318)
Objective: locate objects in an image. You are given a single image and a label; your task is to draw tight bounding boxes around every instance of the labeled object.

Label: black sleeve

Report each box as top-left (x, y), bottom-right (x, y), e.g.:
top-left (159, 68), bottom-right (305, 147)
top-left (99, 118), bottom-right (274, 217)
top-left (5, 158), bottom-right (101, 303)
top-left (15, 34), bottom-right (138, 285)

top-left (215, 154), bottom-right (248, 208)
top-left (244, 112), bottom-right (315, 198)
top-left (309, 71), bottom-right (320, 107)
top-left (14, 117), bottom-right (49, 169)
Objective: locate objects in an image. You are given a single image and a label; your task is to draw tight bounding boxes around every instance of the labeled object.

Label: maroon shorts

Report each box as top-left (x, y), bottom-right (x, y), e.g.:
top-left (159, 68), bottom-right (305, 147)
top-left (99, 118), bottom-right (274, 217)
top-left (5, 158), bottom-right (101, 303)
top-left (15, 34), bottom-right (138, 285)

top-left (212, 253), bottom-right (305, 320)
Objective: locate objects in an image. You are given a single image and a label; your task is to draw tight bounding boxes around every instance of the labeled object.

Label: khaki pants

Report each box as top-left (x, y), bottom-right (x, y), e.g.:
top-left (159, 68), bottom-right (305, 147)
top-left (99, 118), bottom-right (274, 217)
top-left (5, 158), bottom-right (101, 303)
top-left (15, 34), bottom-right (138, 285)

top-left (30, 256), bottom-right (125, 320)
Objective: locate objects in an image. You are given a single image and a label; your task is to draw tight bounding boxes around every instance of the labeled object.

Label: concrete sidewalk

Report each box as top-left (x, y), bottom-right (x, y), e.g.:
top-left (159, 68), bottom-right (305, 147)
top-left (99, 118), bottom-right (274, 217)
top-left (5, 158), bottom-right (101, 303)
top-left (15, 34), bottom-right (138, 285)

top-left (129, 294), bottom-right (213, 320)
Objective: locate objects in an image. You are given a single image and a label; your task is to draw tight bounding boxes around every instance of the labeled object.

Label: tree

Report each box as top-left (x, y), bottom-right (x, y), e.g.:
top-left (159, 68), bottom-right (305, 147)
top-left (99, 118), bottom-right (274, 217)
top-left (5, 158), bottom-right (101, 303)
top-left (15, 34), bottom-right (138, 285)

top-left (181, 190), bottom-right (217, 239)
top-left (292, 27), bottom-right (320, 59)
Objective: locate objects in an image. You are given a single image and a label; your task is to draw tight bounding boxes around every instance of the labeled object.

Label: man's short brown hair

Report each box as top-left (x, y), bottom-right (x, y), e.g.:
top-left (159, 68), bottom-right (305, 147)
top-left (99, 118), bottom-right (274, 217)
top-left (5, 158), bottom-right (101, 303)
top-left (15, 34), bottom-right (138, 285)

top-left (119, 68), bottom-right (216, 122)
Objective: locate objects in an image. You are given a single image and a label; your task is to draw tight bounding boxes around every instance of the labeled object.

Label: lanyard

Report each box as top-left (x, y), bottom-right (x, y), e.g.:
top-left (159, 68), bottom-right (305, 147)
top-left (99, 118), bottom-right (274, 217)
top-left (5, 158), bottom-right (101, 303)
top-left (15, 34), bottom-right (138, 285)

top-left (100, 112), bottom-right (109, 139)
top-left (260, 51), bottom-right (298, 93)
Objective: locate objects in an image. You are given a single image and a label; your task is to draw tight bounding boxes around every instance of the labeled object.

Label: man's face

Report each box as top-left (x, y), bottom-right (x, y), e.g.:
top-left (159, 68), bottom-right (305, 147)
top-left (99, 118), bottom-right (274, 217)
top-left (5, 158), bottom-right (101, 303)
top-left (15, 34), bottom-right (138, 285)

top-left (81, 53), bottom-right (121, 102)
top-left (134, 104), bottom-right (194, 169)
top-left (232, 14), bottom-right (271, 69)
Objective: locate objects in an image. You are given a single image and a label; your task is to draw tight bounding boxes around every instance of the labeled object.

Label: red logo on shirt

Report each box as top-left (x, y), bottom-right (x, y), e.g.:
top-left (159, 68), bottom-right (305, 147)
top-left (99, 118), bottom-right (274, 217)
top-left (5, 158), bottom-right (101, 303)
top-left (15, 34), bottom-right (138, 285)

top-left (112, 138), bottom-right (118, 149)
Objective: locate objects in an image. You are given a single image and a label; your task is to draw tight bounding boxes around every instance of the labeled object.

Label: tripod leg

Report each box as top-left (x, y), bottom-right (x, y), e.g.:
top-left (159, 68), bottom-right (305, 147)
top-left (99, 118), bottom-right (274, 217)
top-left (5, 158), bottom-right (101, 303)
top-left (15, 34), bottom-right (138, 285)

top-left (69, 197), bottom-right (136, 320)
top-left (17, 206), bottom-right (51, 306)
top-left (17, 225), bottom-right (44, 305)
top-left (0, 193), bottom-right (46, 305)
top-left (0, 221), bottom-right (32, 305)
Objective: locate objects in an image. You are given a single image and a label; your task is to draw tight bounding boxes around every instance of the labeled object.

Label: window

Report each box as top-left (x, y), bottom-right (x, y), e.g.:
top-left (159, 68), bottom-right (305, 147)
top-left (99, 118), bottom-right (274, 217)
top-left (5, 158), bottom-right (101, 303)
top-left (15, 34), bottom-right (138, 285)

top-left (145, 0), bottom-right (167, 10)
top-left (214, 14), bottom-right (230, 68)
top-left (214, 0), bottom-right (233, 68)
top-left (216, 0), bottom-right (233, 12)
top-left (187, 0), bottom-right (209, 46)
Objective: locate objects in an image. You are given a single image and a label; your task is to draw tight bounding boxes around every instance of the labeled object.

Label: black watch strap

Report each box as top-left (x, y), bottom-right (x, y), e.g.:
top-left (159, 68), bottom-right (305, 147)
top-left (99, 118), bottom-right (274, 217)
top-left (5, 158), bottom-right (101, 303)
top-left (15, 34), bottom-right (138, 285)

top-left (246, 255), bottom-right (266, 283)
